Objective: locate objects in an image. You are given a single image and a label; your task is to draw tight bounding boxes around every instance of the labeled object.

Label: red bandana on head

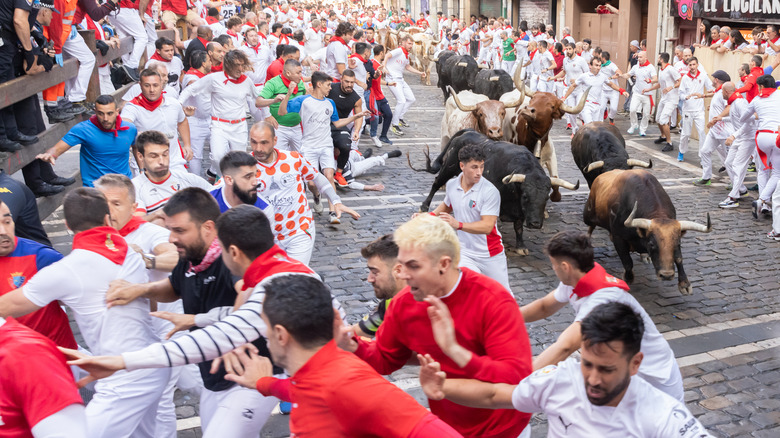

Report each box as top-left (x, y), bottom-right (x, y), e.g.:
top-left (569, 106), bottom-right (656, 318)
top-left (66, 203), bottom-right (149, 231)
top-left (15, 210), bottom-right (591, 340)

top-left (130, 94), bottom-right (163, 112)
top-left (72, 226), bottom-right (128, 265)
top-left (727, 92), bottom-right (743, 105)
top-left (89, 114), bottom-right (130, 137)
top-left (242, 245), bottom-right (315, 290)
top-left (224, 72), bottom-right (248, 84)
top-left (759, 88), bottom-right (777, 98)
top-left (185, 68), bottom-right (206, 78)
top-left (118, 216), bottom-right (147, 237)
top-left (571, 263), bottom-right (630, 299)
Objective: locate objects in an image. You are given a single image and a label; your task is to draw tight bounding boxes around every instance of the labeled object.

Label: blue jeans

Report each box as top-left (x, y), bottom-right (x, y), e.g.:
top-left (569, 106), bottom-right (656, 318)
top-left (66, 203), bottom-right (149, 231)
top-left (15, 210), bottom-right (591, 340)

top-left (369, 95), bottom-right (393, 138)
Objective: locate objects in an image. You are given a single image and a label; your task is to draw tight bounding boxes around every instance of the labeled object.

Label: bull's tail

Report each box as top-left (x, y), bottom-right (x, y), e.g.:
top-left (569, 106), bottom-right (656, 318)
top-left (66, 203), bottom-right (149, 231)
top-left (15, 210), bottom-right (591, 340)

top-left (407, 145), bottom-right (441, 173)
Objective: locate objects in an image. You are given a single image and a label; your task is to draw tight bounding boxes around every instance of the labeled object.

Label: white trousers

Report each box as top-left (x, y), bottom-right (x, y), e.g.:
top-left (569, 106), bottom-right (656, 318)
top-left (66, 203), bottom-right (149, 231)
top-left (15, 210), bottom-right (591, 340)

top-left (352, 155), bottom-right (385, 177)
top-left (144, 13), bottom-right (157, 60)
top-left (188, 116), bottom-right (210, 176)
top-left (209, 120), bottom-right (248, 175)
top-left (699, 133), bottom-right (727, 180)
top-left (772, 183), bottom-right (780, 233)
top-left (527, 74), bottom-right (539, 92)
top-left (110, 8), bottom-right (149, 68)
top-left (629, 94), bottom-right (651, 134)
top-left (387, 79), bottom-right (415, 125)
top-left (459, 251), bottom-right (511, 293)
top-left (477, 47), bottom-right (491, 65)
top-left (62, 34), bottom-right (95, 102)
top-left (501, 60), bottom-right (515, 74)
top-left (580, 102), bottom-right (601, 125)
top-left (275, 124), bottom-right (302, 152)
top-left (599, 89), bottom-right (619, 120)
top-left (86, 368), bottom-right (171, 438)
top-left (680, 111), bottom-right (705, 154)
top-left (200, 384), bottom-right (278, 438)
top-left (280, 224), bottom-right (315, 266)
top-left (755, 132), bottom-right (780, 202)
top-left (725, 136), bottom-right (754, 199)
top-left (536, 77), bottom-right (554, 93)
top-left (99, 65), bottom-right (115, 95)
top-left (565, 90), bottom-right (583, 134)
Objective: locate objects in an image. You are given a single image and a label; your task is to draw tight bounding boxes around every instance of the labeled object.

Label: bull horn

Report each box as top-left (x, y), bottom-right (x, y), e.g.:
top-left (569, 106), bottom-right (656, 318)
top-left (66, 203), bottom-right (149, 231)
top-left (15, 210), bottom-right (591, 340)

top-left (560, 87), bottom-right (590, 114)
top-left (503, 70), bottom-right (526, 108)
top-left (533, 140), bottom-right (542, 158)
top-left (624, 201), bottom-right (652, 230)
top-left (627, 158), bottom-right (653, 169)
top-left (584, 161), bottom-right (605, 173)
top-left (524, 86), bottom-right (536, 97)
top-left (489, 76), bottom-right (500, 82)
top-left (433, 51), bottom-right (442, 61)
top-left (448, 86), bottom-right (477, 112)
top-left (679, 213), bottom-right (712, 233)
top-left (502, 173), bottom-right (526, 184)
top-left (457, 61), bottom-right (468, 67)
top-left (550, 177), bottom-right (580, 191)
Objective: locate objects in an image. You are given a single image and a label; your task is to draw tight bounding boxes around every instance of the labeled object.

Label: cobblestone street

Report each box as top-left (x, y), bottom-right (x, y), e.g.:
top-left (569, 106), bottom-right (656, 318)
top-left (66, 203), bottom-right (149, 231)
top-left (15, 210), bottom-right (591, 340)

top-left (42, 70), bottom-right (780, 437)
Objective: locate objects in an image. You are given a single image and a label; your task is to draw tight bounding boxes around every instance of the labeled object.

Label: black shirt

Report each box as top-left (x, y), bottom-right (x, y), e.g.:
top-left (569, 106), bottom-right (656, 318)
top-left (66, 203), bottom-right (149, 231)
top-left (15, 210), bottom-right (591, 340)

top-left (169, 255), bottom-right (281, 391)
top-left (0, 0), bottom-right (35, 42)
top-left (0, 171), bottom-right (50, 246)
top-left (183, 38), bottom-right (207, 71)
top-left (327, 84), bottom-right (361, 120)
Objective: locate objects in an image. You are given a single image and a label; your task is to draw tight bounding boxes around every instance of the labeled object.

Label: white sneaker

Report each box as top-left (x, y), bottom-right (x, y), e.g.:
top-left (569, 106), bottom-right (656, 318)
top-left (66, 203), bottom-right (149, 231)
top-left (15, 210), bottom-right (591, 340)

top-left (371, 136), bottom-right (382, 148)
top-left (627, 126), bottom-right (637, 134)
top-left (312, 194), bottom-right (323, 214)
top-left (329, 212), bottom-right (341, 224)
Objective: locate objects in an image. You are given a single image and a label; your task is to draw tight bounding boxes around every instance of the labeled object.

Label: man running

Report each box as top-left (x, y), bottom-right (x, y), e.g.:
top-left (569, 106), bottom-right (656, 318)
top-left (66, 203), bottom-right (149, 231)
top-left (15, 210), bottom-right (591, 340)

top-left (620, 50), bottom-right (656, 137)
top-left (646, 53), bottom-right (680, 152)
top-left (384, 35), bottom-right (427, 135)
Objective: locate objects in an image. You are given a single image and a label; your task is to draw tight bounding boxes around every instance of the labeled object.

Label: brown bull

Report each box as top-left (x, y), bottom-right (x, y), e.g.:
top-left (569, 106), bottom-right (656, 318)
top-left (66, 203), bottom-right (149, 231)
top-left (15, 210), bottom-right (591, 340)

top-left (410, 33), bottom-right (439, 85)
top-left (584, 169), bottom-right (712, 295)
top-left (376, 28), bottom-right (398, 51)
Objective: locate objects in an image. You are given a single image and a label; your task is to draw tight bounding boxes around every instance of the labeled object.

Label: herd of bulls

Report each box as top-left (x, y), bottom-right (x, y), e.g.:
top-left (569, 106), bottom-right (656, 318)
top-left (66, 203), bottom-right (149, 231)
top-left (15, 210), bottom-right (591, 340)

top-left (410, 52), bottom-right (713, 295)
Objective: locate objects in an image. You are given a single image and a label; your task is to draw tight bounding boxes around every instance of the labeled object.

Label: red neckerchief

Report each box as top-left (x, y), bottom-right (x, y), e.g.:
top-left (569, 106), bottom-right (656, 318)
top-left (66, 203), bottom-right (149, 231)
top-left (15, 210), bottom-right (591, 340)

top-left (280, 74), bottom-right (296, 88)
top-left (150, 52), bottom-right (169, 62)
top-left (241, 244), bottom-right (314, 290)
top-left (89, 114), bottom-right (130, 137)
top-left (349, 53), bottom-right (367, 63)
top-left (211, 63), bottom-right (223, 72)
top-left (257, 31), bottom-right (267, 40)
top-left (188, 238), bottom-right (222, 273)
top-left (130, 94), bottom-right (164, 112)
top-left (563, 34), bottom-right (571, 39)
top-left (759, 88), bottom-right (777, 98)
top-left (529, 49), bottom-right (537, 60)
top-left (118, 216), bottom-right (147, 237)
top-left (571, 263), bottom-right (629, 298)
top-left (245, 42), bottom-right (261, 54)
top-left (227, 30), bottom-right (238, 38)
top-left (639, 60), bottom-right (651, 67)
top-left (197, 36), bottom-right (210, 48)
top-left (771, 36), bottom-right (780, 44)
top-left (72, 226), bottom-right (128, 265)
top-left (224, 72), bottom-right (248, 84)
top-left (401, 47), bottom-right (409, 58)
top-left (660, 64), bottom-right (669, 71)
top-left (727, 92), bottom-right (743, 105)
top-left (687, 69), bottom-right (700, 79)
top-left (280, 34), bottom-right (290, 44)
top-left (205, 16), bottom-right (218, 24)
top-left (246, 21), bottom-right (256, 27)
top-left (331, 36), bottom-right (348, 47)
top-left (185, 68), bottom-right (206, 78)
top-left (367, 38), bottom-right (375, 43)
top-left (740, 74), bottom-right (747, 82)
top-left (711, 38), bottom-right (722, 45)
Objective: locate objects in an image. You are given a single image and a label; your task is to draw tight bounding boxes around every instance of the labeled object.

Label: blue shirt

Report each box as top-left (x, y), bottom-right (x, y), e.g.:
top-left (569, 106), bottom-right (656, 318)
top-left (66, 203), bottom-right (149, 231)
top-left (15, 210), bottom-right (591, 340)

top-left (61, 119), bottom-right (137, 187)
top-left (210, 186), bottom-right (272, 213)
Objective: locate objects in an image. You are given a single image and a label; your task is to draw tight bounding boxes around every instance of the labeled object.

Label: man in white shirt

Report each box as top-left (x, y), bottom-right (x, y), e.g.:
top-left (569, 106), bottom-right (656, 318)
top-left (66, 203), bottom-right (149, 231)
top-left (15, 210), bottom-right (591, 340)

top-left (678, 56), bottom-right (714, 161)
top-left (695, 70), bottom-right (731, 186)
top-left (562, 57), bottom-right (628, 125)
top-left (418, 301), bottom-right (712, 438)
top-left (150, 37), bottom-right (184, 92)
top-left (304, 18), bottom-right (324, 53)
top-left (645, 53), bottom-right (680, 152)
top-left (323, 21), bottom-right (354, 81)
top-left (428, 144), bottom-right (511, 291)
top-left (553, 41), bottom-right (589, 134)
top-left (0, 188), bottom-right (170, 437)
top-left (717, 82), bottom-right (755, 208)
top-left (131, 131), bottom-right (212, 224)
top-left (536, 40), bottom-right (557, 93)
top-left (476, 22), bottom-right (493, 67)
top-left (620, 51), bottom-right (657, 137)
top-left (384, 35), bottom-right (427, 135)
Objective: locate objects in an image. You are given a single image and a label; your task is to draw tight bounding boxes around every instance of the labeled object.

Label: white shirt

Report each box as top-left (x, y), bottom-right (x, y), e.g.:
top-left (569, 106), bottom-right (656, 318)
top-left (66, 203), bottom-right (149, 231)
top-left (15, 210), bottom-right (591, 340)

top-left (763, 37), bottom-right (779, 56)
top-left (154, 56), bottom-right (184, 92)
top-left (385, 47), bottom-right (409, 81)
top-left (679, 70), bottom-right (713, 113)
top-left (563, 55), bottom-right (589, 87)
top-left (657, 64), bottom-right (681, 102)
top-left (552, 284), bottom-right (682, 397)
top-left (304, 27), bottom-right (323, 53)
top-left (729, 96), bottom-right (758, 140)
top-left (241, 44), bottom-right (274, 85)
top-left (600, 61), bottom-right (619, 91)
top-left (443, 173), bottom-right (503, 258)
top-left (287, 95), bottom-right (338, 149)
top-left (539, 50), bottom-right (555, 79)
top-left (707, 88), bottom-right (731, 138)
top-left (626, 63), bottom-right (656, 96)
top-left (178, 72), bottom-right (259, 120)
top-left (324, 40), bottom-right (350, 80)
top-left (121, 97), bottom-right (187, 169)
top-left (740, 88), bottom-right (780, 131)
top-left (575, 72), bottom-right (609, 103)
top-left (124, 222), bottom-right (171, 282)
top-left (132, 169), bottom-right (212, 214)
top-left (512, 359), bottom-right (712, 438)
top-left (181, 72), bottom-right (212, 119)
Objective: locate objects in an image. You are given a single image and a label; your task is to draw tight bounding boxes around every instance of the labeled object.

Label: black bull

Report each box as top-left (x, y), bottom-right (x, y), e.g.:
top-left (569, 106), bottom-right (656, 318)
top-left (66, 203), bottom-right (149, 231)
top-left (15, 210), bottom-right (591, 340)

top-left (436, 52), bottom-right (480, 100)
top-left (411, 129), bottom-right (575, 255)
top-left (570, 122), bottom-right (653, 187)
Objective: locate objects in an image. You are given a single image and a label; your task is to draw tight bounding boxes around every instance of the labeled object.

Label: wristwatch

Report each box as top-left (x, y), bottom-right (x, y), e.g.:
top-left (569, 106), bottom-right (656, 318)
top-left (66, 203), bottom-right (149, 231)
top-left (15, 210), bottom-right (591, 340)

top-left (143, 253), bottom-right (157, 270)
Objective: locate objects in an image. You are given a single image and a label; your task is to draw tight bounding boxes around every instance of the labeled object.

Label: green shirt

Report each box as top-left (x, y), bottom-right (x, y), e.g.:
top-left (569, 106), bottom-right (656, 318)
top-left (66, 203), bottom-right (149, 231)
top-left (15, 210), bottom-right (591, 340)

top-left (260, 76), bottom-right (306, 127)
top-left (502, 38), bottom-right (516, 61)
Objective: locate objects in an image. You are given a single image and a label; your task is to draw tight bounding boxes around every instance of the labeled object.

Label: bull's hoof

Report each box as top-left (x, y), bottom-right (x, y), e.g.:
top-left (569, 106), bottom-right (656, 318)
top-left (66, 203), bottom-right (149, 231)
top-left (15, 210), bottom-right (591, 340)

top-left (639, 254), bottom-right (651, 264)
top-left (679, 283), bottom-right (693, 295)
top-left (513, 247), bottom-right (530, 256)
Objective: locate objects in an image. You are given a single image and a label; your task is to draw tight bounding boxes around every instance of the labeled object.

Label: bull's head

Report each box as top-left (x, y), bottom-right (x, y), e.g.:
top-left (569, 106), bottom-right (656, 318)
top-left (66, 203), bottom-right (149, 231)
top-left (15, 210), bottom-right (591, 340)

top-left (501, 172), bottom-right (549, 229)
top-left (449, 85), bottom-right (524, 140)
top-left (517, 89), bottom-right (589, 139)
top-left (624, 201), bottom-right (711, 285)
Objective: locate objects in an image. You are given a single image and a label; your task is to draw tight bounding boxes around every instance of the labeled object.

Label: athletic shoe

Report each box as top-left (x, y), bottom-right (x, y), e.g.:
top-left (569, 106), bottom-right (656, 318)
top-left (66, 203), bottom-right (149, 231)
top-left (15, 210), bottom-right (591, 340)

top-left (279, 401), bottom-right (292, 415)
top-left (61, 101), bottom-right (88, 115)
top-left (718, 166), bottom-right (726, 173)
top-left (329, 212), bottom-right (341, 224)
top-left (748, 163), bottom-right (756, 172)
top-left (379, 135), bottom-right (393, 145)
top-left (627, 126), bottom-right (637, 134)
top-left (639, 132), bottom-right (647, 137)
top-left (752, 200), bottom-right (761, 219)
top-left (399, 119), bottom-right (410, 128)
top-left (762, 206), bottom-right (772, 217)
top-left (767, 230), bottom-right (780, 241)
top-left (386, 149), bottom-right (402, 158)
top-left (718, 198), bottom-right (739, 208)
top-left (391, 125), bottom-right (404, 136)
top-left (123, 65), bottom-right (140, 82)
top-left (363, 148), bottom-right (373, 158)
top-left (566, 123), bottom-right (571, 130)
top-left (677, 153), bottom-right (684, 162)
top-left (693, 178), bottom-right (711, 186)
top-left (748, 184), bottom-right (759, 191)
top-left (739, 188), bottom-right (749, 197)
top-left (334, 172), bottom-right (348, 188)
top-left (661, 143), bottom-right (673, 152)
top-left (312, 193), bottom-right (323, 214)
top-left (371, 136), bottom-right (382, 147)
top-left (205, 171), bottom-right (217, 185)
top-left (654, 136), bottom-right (667, 144)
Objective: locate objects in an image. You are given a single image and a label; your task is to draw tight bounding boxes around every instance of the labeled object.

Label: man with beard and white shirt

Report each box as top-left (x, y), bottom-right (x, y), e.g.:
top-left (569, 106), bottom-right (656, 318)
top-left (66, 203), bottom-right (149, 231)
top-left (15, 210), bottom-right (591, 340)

top-left (240, 28), bottom-right (275, 124)
top-left (180, 51), bottom-right (213, 176)
top-left (0, 188), bottom-right (169, 437)
top-left (130, 131), bottom-right (212, 224)
top-left (418, 302), bottom-right (712, 438)
top-left (210, 151), bottom-right (274, 226)
top-left (561, 57), bottom-right (628, 125)
top-left (95, 173), bottom-right (204, 438)
top-left (324, 21), bottom-right (354, 81)
top-left (552, 41), bottom-right (589, 134)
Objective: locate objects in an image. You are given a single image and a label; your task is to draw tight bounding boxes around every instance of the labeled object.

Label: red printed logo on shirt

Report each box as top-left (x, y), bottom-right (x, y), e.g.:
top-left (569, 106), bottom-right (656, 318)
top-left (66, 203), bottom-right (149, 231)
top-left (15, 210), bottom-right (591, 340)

top-left (469, 200), bottom-right (477, 208)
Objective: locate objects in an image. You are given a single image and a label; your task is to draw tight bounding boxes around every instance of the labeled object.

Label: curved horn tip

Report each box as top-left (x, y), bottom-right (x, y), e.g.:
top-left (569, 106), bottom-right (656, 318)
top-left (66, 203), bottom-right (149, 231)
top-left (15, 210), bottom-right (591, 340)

top-left (585, 161), bottom-right (605, 173)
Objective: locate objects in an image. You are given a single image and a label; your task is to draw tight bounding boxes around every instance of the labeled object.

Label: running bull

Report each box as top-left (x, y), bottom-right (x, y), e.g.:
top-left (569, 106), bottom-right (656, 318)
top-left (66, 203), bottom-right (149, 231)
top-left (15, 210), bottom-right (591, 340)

top-left (409, 33), bottom-right (439, 86)
top-left (412, 129), bottom-right (579, 255)
top-left (584, 169), bottom-right (712, 295)
top-left (571, 122), bottom-right (653, 187)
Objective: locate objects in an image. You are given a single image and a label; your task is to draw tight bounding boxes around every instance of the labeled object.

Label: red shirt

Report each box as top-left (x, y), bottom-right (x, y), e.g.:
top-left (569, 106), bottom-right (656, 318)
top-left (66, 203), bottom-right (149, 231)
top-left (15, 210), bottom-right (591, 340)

top-left (552, 51), bottom-right (564, 75)
top-left (355, 268), bottom-right (532, 438)
top-left (0, 319), bottom-right (83, 437)
top-left (736, 66), bottom-right (764, 102)
top-left (266, 58), bottom-right (284, 81)
top-left (370, 59), bottom-right (386, 100)
top-left (161, 0), bottom-right (187, 15)
top-left (257, 340), bottom-right (443, 437)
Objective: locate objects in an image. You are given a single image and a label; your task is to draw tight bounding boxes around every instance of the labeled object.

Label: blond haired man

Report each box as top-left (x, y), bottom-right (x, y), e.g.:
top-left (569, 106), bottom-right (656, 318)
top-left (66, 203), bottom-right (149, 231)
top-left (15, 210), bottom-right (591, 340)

top-left (336, 215), bottom-right (534, 437)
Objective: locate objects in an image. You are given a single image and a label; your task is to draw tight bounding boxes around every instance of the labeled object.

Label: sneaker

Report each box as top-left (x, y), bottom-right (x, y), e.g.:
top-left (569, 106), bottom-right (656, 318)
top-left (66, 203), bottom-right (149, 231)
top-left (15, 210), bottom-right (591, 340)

top-left (386, 149), bottom-right (402, 158)
top-left (566, 123), bottom-right (571, 130)
top-left (719, 197), bottom-right (739, 208)
top-left (205, 170), bottom-right (217, 185)
top-left (762, 206), bottom-right (772, 217)
top-left (654, 136), bottom-right (667, 144)
top-left (661, 143), bottom-right (673, 152)
top-left (363, 148), bottom-right (373, 158)
top-left (752, 200), bottom-right (761, 219)
top-left (718, 166), bottom-right (726, 173)
top-left (739, 188), bottom-right (749, 197)
top-left (61, 100), bottom-right (88, 115)
top-left (371, 136), bottom-right (382, 147)
top-left (123, 65), bottom-right (140, 82)
top-left (379, 135), bottom-right (394, 145)
top-left (748, 163), bottom-right (756, 172)
top-left (767, 230), bottom-right (780, 241)
top-left (279, 401), bottom-right (292, 415)
top-left (399, 119), bottom-right (410, 128)
top-left (677, 153), bottom-right (684, 162)
top-left (44, 106), bottom-right (75, 124)
top-left (390, 125), bottom-right (404, 136)
top-left (639, 132), bottom-right (647, 137)
top-left (312, 193), bottom-right (323, 213)
top-left (329, 211), bottom-right (340, 224)
top-left (748, 184), bottom-right (759, 191)
top-left (693, 178), bottom-right (711, 186)
top-left (334, 172), bottom-right (348, 188)
top-left (627, 126), bottom-right (637, 134)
